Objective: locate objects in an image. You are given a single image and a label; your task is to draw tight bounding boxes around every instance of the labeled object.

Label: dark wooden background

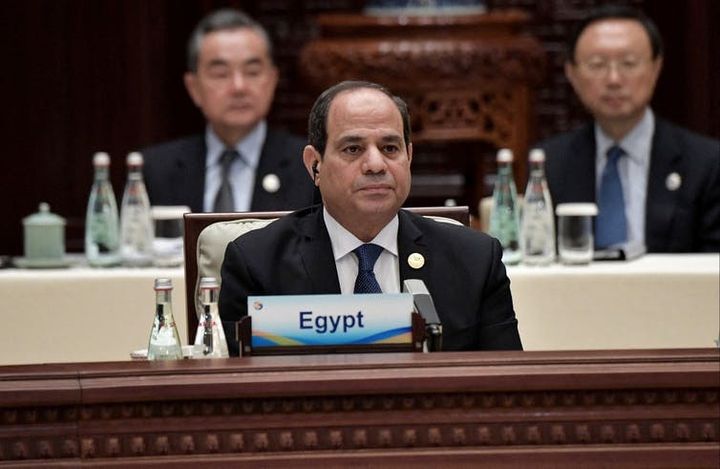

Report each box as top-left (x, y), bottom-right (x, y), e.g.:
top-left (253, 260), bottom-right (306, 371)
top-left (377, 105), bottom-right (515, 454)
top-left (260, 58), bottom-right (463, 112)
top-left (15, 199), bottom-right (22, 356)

top-left (1, 0), bottom-right (717, 256)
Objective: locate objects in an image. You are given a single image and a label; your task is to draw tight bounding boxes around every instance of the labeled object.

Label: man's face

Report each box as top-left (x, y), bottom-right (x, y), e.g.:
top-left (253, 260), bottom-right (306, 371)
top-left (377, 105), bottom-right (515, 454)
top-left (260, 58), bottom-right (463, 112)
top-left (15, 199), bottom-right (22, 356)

top-left (566, 19), bottom-right (662, 129)
top-left (184, 28), bottom-right (278, 143)
top-left (308, 88), bottom-right (412, 236)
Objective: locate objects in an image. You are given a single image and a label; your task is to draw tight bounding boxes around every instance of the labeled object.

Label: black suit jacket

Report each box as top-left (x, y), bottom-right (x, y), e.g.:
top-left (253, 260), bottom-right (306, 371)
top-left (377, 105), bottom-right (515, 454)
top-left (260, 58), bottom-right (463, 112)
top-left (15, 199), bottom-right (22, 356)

top-left (141, 128), bottom-right (316, 212)
top-left (538, 119), bottom-right (720, 252)
top-left (219, 205), bottom-right (522, 355)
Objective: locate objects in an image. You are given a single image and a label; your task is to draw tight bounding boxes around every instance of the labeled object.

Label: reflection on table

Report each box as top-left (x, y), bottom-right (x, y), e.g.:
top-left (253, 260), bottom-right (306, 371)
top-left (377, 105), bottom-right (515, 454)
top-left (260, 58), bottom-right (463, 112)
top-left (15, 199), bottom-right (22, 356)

top-left (0, 254), bottom-right (717, 365)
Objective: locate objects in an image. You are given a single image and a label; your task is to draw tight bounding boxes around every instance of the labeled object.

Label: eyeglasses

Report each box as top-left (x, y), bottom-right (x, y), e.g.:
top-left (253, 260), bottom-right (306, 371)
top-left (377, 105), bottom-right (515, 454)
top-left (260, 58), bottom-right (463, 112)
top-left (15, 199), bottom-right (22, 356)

top-left (576, 57), bottom-right (651, 79)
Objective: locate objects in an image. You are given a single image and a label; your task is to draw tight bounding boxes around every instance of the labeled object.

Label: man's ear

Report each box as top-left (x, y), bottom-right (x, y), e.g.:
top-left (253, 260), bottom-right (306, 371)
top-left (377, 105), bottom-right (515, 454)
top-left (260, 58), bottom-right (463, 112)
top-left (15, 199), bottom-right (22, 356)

top-left (184, 72), bottom-right (202, 108)
top-left (564, 61), bottom-right (579, 92)
top-left (302, 145), bottom-right (321, 185)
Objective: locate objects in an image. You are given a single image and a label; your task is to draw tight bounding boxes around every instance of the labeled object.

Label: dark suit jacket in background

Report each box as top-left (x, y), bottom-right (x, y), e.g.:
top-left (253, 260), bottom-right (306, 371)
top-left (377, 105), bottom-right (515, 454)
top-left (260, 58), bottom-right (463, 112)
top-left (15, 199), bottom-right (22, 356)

top-left (538, 119), bottom-right (720, 252)
top-left (219, 205), bottom-right (523, 355)
top-left (142, 128), bottom-right (316, 212)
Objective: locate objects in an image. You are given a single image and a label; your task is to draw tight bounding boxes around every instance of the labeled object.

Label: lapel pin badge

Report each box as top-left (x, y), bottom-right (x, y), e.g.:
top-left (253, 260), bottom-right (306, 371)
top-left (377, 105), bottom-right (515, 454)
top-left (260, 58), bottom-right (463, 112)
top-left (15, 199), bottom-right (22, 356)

top-left (408, 252), bottom-right (425, 269)
top-left (665, 172), bottom-right (681, 192)
top-left (262, 173), bottom-right (281, 193)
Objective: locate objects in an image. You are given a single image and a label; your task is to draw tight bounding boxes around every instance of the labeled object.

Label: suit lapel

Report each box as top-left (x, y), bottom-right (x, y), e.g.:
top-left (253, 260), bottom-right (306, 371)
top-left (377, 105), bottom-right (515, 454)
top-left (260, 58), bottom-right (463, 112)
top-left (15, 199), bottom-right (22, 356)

top-left (252, 129), bottom-right (294, 210)
top-left (397, 211), bottom-right (433, 290)
top-left (174, 136), bottom-right (206, 212)
top-left (297, 207), bottom-right (342, 294)
top-left (562, 125), bottom-right (596, 203)
top-left (646, 119), bottom-right (682, 245)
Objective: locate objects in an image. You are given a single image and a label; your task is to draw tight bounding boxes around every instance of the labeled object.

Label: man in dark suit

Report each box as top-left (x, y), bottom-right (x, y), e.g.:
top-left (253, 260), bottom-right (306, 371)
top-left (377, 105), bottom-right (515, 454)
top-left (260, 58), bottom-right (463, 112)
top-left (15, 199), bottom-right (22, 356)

top-left (142, 8), bottom-right (315, 213)
top-left (219, 80), bottom-right (522, 355)
top-left (538, 5), bottom-right (719, 253)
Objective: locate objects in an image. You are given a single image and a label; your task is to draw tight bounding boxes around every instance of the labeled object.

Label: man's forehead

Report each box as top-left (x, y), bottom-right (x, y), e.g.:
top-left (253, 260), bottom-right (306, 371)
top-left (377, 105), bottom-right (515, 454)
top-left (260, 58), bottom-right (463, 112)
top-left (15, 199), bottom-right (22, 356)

top-left (334, 132), bottom-right (403, 143)
top-left (577, 19), bottom-right (652, 54)
top-left (327, 89), bottom-right (402, 132)
top-left (199, 28), bottom-right (270, 60)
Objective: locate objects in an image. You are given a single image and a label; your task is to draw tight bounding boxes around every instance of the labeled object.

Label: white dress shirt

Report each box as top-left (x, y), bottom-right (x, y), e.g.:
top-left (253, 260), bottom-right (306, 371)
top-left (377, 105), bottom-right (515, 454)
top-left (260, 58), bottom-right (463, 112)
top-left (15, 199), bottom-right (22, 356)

top-left (203, 121), bottom-right (266, 212)
top-left (595, 108), bottom-right (654, 250)
top-left (323, 208), bottom-right (401, 294)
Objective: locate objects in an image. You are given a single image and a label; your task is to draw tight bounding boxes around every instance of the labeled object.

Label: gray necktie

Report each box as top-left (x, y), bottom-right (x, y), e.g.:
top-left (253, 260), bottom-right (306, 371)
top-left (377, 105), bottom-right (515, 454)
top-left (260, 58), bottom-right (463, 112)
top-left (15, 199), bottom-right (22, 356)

top-left (213, 149), bottom-right (239, 212)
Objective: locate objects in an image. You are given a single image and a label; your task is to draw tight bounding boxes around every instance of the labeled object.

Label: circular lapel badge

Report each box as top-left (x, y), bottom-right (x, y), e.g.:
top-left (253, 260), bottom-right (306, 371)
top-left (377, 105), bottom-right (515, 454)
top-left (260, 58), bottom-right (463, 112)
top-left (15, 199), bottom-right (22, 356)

top-left (665, 172), bottom-right (681, 192)
top-left (262, 173), bottom-right (281, 193)
top-left (408, 252), bottom-right (425, 269)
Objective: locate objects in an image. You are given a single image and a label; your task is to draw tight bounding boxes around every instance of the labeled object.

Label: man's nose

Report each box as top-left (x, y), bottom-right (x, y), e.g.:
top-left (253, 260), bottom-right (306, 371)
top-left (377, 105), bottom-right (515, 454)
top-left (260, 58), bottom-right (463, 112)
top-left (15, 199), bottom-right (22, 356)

top-left (230, 71), bottom-right (247, 91)
top-left (363, 146), bottom-right (388, 173)
top-left (606, 63), bottom-right (623, 84)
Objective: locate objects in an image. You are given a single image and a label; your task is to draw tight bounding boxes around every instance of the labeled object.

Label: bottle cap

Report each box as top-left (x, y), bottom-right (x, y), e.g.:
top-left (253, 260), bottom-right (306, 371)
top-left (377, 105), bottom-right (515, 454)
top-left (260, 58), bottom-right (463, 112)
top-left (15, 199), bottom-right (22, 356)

top-left (496, 148), bottom-right (514, 163)
top-left (93, 152), bottom-right (110, 167)
top-left (154, 278), bottom-right (173, 290)
top-left (528, 148), bottom-right (545, 163)
top-left (199, 277), bottom-right (220, 290)
top-left (127, 152), bottom-right (144, 167)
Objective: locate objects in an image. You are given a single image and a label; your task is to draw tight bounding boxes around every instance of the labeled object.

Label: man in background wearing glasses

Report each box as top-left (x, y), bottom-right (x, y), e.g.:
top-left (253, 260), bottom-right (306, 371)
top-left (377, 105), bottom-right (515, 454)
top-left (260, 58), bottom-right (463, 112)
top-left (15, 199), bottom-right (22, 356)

top-left (538, 5), bottom-right (719, 253)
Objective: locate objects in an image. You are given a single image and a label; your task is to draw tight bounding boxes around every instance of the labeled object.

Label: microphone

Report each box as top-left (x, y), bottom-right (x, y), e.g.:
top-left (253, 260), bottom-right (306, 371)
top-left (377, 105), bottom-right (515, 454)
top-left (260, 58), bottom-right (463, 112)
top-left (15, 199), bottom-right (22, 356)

top-left (403, 279), bottom-right (442, 352)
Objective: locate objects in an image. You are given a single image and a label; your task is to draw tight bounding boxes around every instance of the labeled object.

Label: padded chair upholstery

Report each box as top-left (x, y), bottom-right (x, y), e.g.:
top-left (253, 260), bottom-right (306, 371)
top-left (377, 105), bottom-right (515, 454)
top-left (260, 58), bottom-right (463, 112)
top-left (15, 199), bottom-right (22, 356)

top-left (194, 218), bottom-right (277, 315)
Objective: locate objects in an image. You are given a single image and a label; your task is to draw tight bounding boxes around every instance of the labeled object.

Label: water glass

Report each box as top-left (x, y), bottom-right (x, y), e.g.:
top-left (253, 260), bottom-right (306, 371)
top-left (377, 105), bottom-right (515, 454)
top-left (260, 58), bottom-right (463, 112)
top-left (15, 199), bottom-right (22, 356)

top-left (556, 203), bottom-right (598, 265)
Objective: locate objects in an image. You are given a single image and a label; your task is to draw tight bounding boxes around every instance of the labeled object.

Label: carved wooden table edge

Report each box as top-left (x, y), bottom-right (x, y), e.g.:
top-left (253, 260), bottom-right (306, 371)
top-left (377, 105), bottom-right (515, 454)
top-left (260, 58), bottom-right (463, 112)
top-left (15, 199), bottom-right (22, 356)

top-left (0, 349), bottom-right (717, 466)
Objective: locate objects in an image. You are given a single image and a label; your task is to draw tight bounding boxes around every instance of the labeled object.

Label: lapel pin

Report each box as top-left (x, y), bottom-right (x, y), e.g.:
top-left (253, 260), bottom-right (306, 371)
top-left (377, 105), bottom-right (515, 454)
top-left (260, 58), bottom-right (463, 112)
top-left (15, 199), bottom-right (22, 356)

top-left (262, 173), bottom-right (281, 193)
top-left (665, 172), bottom-right (681, 192)
top-left (408, 253), bottom-right (425, 269)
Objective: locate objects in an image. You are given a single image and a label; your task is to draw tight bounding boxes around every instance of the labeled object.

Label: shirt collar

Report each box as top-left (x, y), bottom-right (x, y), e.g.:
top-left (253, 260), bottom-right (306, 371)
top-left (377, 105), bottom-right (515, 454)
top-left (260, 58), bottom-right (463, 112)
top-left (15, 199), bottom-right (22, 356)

top-left (595, 108), bottom-right (654, 165)
top-left (205, 121), bottom-right (267, 169)
top-left (323, 207), bottom-right (399, 261)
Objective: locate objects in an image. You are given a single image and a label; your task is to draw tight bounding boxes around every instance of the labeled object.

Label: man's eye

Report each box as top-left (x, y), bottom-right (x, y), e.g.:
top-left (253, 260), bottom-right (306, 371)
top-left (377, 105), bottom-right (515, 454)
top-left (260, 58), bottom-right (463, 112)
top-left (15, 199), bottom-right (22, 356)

top-left (344, 145), bottom-right (362, 155)
top-left (383, 145), bottom-right (399, 154)
top-left (207, 67), bottom-right (230, 79)
top-left (244, 66), bottom-right (263, 78)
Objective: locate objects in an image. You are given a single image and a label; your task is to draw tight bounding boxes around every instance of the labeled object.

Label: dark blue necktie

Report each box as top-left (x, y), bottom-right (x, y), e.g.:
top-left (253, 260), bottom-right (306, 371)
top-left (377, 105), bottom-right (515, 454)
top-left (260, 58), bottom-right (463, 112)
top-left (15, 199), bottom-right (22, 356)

top-left (213, 149), bottom-right (240, 212)
top-left (353, 243), bottom-right (383, 294)
top-left (595, 145), bottom-right (627, 248)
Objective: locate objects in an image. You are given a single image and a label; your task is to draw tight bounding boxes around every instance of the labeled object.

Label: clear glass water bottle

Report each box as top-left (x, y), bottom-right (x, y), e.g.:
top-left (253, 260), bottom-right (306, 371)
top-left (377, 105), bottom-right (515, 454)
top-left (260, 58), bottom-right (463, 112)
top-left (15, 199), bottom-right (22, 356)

top-left (120, 152), bottom-right (154, 267)
top-left (192, 277), bottom-right (229, 358)
top-left (85, 152), bottom-right (121, 267)
top-left (521, 148), bottom-right (556, 265)
top-left (147, 277), bottom-right (183, 360)
top-left (489, 148), bottom-right (521, 265)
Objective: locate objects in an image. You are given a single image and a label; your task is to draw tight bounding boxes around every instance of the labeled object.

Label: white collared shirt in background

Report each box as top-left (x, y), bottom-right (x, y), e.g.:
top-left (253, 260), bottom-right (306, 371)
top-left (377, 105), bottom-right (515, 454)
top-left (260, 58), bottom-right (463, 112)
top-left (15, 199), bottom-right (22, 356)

top-left (323, 207), bottom-right (400, 294)
top-left (595, 108), bottom-right (654, 250)
top-left (203, 121), bottom-right (266, 212)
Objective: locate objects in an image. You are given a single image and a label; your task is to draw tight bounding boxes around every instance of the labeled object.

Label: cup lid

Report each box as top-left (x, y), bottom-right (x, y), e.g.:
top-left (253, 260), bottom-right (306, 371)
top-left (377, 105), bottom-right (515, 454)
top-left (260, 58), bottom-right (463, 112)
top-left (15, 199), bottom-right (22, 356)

top-left (556, 203), bottom-right (598, 216)
top-left (22, 203), bottom-right (66, 226)
top-left (151, 205), bottom-right (191, 220)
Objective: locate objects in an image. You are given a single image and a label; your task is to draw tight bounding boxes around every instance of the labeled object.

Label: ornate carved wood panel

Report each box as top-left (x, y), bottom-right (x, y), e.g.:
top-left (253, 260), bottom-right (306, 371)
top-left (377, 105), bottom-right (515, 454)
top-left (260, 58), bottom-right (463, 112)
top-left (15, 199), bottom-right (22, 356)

top-left (0, 349), bottom-right (717, 466)
top-left (299, 10), bottom-right (546, 216)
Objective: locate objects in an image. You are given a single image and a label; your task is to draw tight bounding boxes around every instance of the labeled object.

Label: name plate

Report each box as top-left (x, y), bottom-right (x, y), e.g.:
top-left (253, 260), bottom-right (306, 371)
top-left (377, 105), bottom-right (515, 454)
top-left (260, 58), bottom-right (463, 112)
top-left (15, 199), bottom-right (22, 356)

top-left (248, 293), bottom-right (414, 348)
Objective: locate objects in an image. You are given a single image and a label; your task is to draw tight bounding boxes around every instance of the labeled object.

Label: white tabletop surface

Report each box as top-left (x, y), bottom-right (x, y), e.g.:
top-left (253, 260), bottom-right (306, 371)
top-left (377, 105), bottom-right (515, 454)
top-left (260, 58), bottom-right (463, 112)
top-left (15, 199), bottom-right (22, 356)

top-left (1, 253), bottom-right (718, 365)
